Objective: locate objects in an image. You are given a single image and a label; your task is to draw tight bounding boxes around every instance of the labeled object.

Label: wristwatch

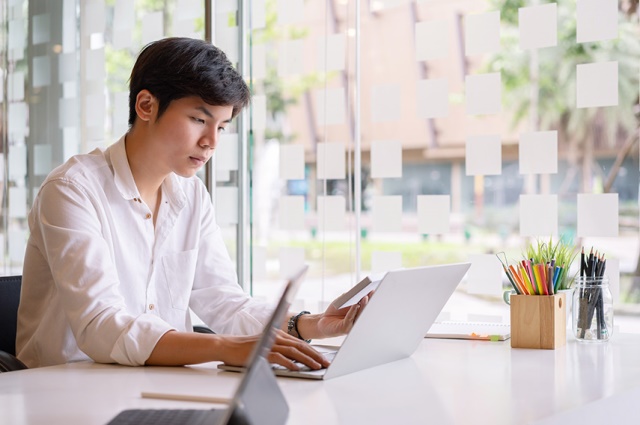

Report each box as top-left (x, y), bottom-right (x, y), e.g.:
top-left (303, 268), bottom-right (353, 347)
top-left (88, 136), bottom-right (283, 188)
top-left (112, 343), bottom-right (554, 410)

top-left (287, 310), bottom-right (311, 343)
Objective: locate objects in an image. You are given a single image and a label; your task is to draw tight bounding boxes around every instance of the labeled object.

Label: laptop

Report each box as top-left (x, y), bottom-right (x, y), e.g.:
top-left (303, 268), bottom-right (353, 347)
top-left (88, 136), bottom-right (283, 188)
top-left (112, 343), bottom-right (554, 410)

top-left (220, 262), bottom-right (470, 380)
top-left (106, 265), bottom-right (309, 425)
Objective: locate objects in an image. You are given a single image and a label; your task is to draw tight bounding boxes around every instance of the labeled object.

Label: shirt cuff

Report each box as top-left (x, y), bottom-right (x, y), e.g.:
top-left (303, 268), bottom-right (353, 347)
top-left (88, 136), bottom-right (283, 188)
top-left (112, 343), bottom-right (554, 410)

top-left (110, 314), bottom-right (175, 366)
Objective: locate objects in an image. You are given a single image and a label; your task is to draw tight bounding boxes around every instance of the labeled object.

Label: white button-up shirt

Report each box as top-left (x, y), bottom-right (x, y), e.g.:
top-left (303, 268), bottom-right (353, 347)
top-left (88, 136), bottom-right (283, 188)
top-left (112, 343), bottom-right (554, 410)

top-left (17, 136), bottom-right (272, 368)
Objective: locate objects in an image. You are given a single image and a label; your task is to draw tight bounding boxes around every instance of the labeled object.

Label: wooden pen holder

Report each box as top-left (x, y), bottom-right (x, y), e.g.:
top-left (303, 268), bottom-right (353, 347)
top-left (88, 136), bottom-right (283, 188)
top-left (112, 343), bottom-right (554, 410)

top-left (510, 293), bottom-right (566, 349)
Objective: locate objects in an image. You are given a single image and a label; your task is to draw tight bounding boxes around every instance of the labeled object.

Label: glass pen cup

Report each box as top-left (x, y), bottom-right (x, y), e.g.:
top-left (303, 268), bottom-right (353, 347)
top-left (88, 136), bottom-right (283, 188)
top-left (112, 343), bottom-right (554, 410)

top-left (572, 276), bottom-right (613, 342)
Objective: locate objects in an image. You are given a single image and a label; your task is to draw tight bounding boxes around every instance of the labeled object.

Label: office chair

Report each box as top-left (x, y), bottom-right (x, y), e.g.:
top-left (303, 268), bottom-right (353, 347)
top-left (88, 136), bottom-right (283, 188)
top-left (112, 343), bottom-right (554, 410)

top-left (0, 275), bottom-right (28, 372)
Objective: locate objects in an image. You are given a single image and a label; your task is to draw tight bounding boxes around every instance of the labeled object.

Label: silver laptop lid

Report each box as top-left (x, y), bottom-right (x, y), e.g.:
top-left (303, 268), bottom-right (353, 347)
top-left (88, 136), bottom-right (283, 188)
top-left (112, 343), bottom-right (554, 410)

top-left (324, 262), bottom-right (470, 380)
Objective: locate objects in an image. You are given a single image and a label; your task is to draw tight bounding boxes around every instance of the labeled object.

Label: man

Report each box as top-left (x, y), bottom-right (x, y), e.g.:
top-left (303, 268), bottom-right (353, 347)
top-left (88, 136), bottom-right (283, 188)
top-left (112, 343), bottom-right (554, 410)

top-left (17, 37), bottom-right (367, 370)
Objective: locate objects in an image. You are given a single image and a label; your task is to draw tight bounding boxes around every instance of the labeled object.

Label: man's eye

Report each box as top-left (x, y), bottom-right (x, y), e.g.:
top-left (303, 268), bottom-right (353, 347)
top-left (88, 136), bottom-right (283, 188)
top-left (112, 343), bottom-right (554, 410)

top-left (218, 127), bottom-right (227, 133)
top-left (192, 117), bottom-right (205, 124)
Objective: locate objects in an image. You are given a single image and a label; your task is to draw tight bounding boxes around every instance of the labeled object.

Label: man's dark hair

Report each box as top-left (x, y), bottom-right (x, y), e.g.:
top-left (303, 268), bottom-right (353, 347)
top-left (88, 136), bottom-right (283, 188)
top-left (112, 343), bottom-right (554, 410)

top-left (128, 37), bottom-right (251, 126)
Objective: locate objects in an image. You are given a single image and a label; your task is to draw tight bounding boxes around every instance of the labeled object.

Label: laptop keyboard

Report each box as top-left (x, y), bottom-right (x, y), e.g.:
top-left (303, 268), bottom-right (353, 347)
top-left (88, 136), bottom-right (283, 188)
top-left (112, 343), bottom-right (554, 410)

top-left (107, 408), bottom-right (217, 425)
top-left (272, 350), bottom-right (337, 372)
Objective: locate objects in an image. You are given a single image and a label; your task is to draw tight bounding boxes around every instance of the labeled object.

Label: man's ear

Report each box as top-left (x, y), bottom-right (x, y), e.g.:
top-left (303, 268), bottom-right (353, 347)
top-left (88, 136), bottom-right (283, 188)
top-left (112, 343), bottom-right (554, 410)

top-left (134, 89), bottom-right (156, 123)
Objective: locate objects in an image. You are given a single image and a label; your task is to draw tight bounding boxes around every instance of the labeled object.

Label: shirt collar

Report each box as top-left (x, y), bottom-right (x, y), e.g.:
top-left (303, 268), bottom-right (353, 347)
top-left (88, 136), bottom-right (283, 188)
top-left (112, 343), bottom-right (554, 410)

top-left (107, 135), bottom-right (187, 209)
top-left (108, 135), bottom-right (139, 201)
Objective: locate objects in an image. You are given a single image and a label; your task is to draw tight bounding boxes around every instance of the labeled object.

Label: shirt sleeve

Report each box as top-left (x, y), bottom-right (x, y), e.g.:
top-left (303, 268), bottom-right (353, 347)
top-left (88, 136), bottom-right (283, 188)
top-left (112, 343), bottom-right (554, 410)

top-left (189, 182), bottom-right (273, 335)
top-left (33, 179), bottom-right (175, 366)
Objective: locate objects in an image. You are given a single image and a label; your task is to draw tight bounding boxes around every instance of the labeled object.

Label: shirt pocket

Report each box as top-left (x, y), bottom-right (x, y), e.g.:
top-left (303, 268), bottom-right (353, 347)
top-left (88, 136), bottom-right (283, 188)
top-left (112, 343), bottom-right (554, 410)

top-left (161, 249), bottom-right (198, 311)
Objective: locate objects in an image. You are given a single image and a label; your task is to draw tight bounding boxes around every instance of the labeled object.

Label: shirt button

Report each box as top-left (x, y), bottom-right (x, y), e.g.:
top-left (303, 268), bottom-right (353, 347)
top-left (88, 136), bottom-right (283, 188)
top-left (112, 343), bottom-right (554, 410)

top-left (149, 304), bottom-right (155, 310)
top-left (145, 213), bottom-right (152, 219)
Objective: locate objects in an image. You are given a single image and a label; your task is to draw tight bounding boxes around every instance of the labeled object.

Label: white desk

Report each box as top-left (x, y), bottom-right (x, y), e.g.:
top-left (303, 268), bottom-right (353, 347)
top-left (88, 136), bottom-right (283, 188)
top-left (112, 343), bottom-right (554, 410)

top-left (2, 335), bottom-right (640, 425)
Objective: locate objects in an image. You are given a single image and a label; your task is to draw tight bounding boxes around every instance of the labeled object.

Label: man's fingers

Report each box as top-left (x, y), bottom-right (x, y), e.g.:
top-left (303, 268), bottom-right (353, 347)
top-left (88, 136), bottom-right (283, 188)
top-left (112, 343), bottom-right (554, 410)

top-left (270, 330), bottom-right (329, 369)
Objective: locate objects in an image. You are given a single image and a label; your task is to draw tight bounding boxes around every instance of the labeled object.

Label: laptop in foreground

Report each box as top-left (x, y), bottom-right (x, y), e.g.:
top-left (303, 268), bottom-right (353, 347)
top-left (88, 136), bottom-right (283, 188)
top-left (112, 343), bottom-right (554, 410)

top-left (221, 262), bottom-right (470, 380)
top-left (106, 265), bottom-right (309, 425)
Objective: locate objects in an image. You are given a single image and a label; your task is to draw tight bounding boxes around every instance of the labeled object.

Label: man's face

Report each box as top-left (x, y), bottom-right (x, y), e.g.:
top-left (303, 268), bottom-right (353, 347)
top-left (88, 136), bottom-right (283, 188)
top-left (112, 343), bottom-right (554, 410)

top-left (148, 96), bottom-right (234, 178)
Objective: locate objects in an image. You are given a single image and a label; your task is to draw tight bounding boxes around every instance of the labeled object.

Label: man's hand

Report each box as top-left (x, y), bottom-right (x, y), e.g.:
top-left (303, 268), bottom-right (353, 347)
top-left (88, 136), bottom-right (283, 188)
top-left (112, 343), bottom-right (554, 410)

top-left (219, 330), bottom-right (330, 371)
top-left (295, 291), bottom-right (372, 340)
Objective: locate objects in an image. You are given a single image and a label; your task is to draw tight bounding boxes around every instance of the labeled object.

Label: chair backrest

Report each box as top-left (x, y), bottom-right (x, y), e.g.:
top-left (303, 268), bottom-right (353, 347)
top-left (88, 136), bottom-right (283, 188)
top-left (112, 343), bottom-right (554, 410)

top-left (0, 275), bottom-right (22, 356)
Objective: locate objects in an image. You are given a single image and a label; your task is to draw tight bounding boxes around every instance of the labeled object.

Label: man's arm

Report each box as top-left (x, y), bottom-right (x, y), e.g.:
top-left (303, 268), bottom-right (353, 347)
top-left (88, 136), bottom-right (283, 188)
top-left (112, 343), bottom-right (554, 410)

top-left (145, 329), bottom-right (329, 370)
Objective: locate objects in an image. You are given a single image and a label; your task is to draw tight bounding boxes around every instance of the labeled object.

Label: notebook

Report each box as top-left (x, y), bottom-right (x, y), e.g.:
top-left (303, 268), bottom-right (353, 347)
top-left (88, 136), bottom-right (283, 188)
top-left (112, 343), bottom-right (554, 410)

top-left (106, 265), bottom-right (309, 425)
top-left (220, 262), bottom-right (471, 380)
top-left (426, 321), bottom-right (511, 341)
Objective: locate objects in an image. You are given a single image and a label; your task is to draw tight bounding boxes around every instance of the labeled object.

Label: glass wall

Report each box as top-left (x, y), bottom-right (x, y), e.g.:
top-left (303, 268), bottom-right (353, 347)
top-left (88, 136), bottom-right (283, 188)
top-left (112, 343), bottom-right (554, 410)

top-left (2, 0), bottom-right (639, 329)
top-left (0, 0), bottom-right (205, 275)
top-left (246, 0), bottom-right (640, 327)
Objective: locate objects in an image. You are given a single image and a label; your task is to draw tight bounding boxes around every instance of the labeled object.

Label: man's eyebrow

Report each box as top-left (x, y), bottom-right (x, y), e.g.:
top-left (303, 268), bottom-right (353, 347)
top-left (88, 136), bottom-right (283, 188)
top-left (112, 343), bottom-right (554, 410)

top-left (195, 106), bottom-right (213, 118)
top-left (195, 105), bottom-right (232, 123)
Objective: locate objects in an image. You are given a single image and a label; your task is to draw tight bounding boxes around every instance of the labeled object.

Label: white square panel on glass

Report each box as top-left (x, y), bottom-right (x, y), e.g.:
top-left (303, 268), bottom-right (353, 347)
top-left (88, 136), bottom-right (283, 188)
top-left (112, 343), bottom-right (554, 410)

top-left (59, 98), bottom-right (79, 128)
top-left (371, 84), bottom-right (401, 123)
top-left (372, 195), bottom-right (403, 232)
top-left (215, 187), bottom-right (238, 226)
top-left (112, 30), bottom-right (133, 50)
top-left (465, 134), bottom-right (502, 176)
top-left (85, 48), bottom-right (105, 81)
top-left (317, 142), bottom-right (346, 180)
top-left (112, 91), bottom-right (129, 137)
top-left (9, 71), bottom-right (24, 101)
top-left (277, 0), bottom-right (304, 25)
top-left (176, 0), bottom-right (201, 20)
top-left (8, 145), bottom-right (26, 181)
top-left (279, 196), bottom-right (305, 231)
top-left (114, 0), bottom-right (135, 31)
top-left (9, 230), bottom-right (26, 263)
top-left (85, 94), bottom-right (106, 127)
top-left (252, 44), bottom-right (267, 80)
top-left (371, 251), bottom-right (402, 273)
top-left (416, 78), bottom-right (449, 118)
top-left (577, 193), bottom-right (618, 237)
top-left (277, 39), bottom-right (304, 77)
top-left (317, 34), bottom-right (346, 72)
top-left (464, 11), bottom-right (500, 56)
top-left (317, 195), bottom-right (346, 232)
top-left (519, 130), bottom-right (558, 174)
top-left (417, 195), bottom-right (450, 234)
top-left (215, 133), bottom-right (238, 171)
top-left (252, 246), bottom-right (267, 280)
top-left (252, 95), bottom-right (267, 131)
top-left (415, 19), bottom-right (449, 61)
top-left (576, 61), bottom-right (618, 108)
top-left (518, 3), bottom-right (557, 49)
top-left (32, 14), bottom-right (50, 45)
top-left (9, 187), bottom-right (27, 218)
top-left (173, 19), bottom-right (196, 38)
top-left (34, 144), bottom-right (53, 177)
top-left (142, 11), bottom-right (163, 46)
top-left (8, 103), bottom-right (27, 141)
top-left (467, 254), bottom-right (503, 296)
top-left (59, 53), bottom-right (77, 83)
top-left (252, 0), bottom-right (266, 29)
top-left (577, 0), bottom-right (617, 43)
top-left (83, 0), bottom-right (106, 36)
top-left (519, 194), bottom-right (558, 237)
top-left (279, 144), bottom-right (305, 180)
top-left (465, 72), bottom-right (501, 115)
top-left (32, 56), bottom-right (51, 88)
top-left (279, 247), bottom-right (305, 279)
top-left (217, 26), bottom-right (238, 64)
top-left (315, 87), bottom-right (346, 126)
top-left (371, 140), bottom-right (402, 178)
